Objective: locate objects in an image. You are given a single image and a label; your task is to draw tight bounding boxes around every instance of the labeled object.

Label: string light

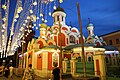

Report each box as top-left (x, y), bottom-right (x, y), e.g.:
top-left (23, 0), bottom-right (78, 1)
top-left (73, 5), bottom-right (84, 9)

top-left (4, 0), bottom-right (64, 56)
top-left (33, 1), bottom-right (37, 6)
top-left (59, 0), bottom-right (63, 3)
top-left (2, 4), bottom-right (7, 10)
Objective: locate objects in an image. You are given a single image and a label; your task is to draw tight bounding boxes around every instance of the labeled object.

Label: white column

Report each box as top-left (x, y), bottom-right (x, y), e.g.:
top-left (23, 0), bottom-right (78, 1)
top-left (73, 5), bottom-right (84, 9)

top-left (62, 58), bottom-right (68, 73)
top-left (70, 57), bottom-right (76, 76)
top-left (42, 51), bottom-right (48, 77)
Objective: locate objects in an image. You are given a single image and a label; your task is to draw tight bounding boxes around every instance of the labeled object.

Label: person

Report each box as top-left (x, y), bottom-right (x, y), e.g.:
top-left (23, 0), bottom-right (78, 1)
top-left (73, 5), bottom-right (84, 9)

top-left (52, 64), bottom-right (60, 80)
top-left (4, 65), bottom-right (10, 78)
top-left (22, 64), bottom-right (34, 80)
top-left (0, 65), bottom-right (2, 76)
top-left (9, 65), bottom-right (14, 78)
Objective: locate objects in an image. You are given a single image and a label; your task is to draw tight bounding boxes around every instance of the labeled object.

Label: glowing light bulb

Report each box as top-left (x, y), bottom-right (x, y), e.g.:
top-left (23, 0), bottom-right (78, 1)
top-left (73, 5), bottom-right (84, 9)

top-left (49, 12), bottom-right (51, 16)
top-left (25, 20), bottom-right (28, 23)
top-left (50, 0), bottom-right (54, 2)
top-left (36, 27), bottom-right (38, 29)
top-left (44, 20), bottom-right (47, 23)
top-left (15, 14), bottom-right (19, 18)
top-left (2, 4), bottom-right (7, 10)
top-left (59, 0), bottom-right (63, 3)
top-left (37, 17), bottom-right (39, 19)
top-left (2, 17), bottom-right (6, 21)
top-left (17, 7), bottom-right (23, 13)
top-left (33, 1), bottom-right (37, 6)
top-left (40, 13), bottom-right (43, 17)
top-left (42, 18), bottom-right (44, 21)
top-left (29, 10), bottom-right (33, 14)
top-left (34, 24), bottom-right (36, 26)
top-left (53, 6), bottom-right (56, 10)
top-left (14, 19), bottom-right (17, 22)
top-left (27, 16), bottom-right (30, 19)
top-left (23, 23), bottom-right (26, 26)
top-left (39, 24), bottom-right (41, 26)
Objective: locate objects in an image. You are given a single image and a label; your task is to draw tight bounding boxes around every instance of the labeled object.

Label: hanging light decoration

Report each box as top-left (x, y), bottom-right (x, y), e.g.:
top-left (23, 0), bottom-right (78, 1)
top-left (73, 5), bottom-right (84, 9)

top-left (17, 7), bottom-right (23, 13)
top-left (15, 13), bottom-right (19, 18)
top-left (44, 20), bottom-right (47, 23)
top-left (50, 0), bottom-right (54, 2)
top-left (36, 27), bottom-right (38, 29)
top-left (29, 9), bottom-right (33, 14)
top-left (53, 0), bottom-right (56, 10)
top-left (33, 1), bottom-right (37, 6)
top-left (53, 5), bottom-right (56, 10)
top-left (14, 19), bottom-right (17, 22)
top-left (30, 14), bottom-right (36, 22)
top-left (2, 24), bottom-right (6, 29)
top-left (42, 17), bottom-right (44, 21)
top-left (34, 24), bottom-right (36, 26)
top-left (37, 17), bottom-right (39, 20)
top-left (27, 16), bottom-right (30, 19)
top-left (40, 13), bottom-right (43, 17)
top-left (59, 0), bottom-right (63, 3)
top-left (2, 4), bottom-right (7, 10)
top-left (2, 17), bottom-right (6, 22)
top-left (24, 20), bottom-right (28, 23)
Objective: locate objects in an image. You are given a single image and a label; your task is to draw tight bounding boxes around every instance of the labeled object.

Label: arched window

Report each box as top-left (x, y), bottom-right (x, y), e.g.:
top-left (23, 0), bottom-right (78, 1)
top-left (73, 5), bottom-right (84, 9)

top-left (88, 57), bottom-right (91, 62)
top-left (57, 16), bottom-right (59, 21)
top-left (70, 35), bottom-right (75, 43)
top-left (52, 52), bottom-right (59, 67)
top-left (106, 57), bottom-right (108, 63)
top-left (62, 16), bottom-right (64, 21)
top-left (78, 56), bottom-right (81, 62)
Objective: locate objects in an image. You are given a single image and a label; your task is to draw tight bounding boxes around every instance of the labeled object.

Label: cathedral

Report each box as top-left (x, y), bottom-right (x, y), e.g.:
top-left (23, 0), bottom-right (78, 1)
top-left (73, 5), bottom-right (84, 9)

top-left (18, 6), bottom-right (119, 80)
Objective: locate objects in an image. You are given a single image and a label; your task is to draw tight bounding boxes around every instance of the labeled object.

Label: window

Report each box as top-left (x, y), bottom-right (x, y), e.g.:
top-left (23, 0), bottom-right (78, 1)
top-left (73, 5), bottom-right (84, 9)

top-left (88, 57), bottom-right (91, 62)
top-left (116, 38), bottom-right (119, 44)
top-left (62, 16), bottom-right (64, 21)
top-left (78, 57), bottom-right (81, 62)
top-left (70, 35), bottom-right (75, 43)
top-left (54, 17), bottom-right (55, 22)
top-left (57, 16), bottom-right (59, 21)
top-left (109, 40), bottom-right (112, 45)
top-left (106, 57), bottom-right (108, 63)
top-left (52, 52), bottom-right (59, 67)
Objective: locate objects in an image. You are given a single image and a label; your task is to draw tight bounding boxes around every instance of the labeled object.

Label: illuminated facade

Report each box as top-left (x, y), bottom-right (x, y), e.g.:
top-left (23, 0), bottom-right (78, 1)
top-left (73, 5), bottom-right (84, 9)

top-left (18, 6), bottom-right (119, 79)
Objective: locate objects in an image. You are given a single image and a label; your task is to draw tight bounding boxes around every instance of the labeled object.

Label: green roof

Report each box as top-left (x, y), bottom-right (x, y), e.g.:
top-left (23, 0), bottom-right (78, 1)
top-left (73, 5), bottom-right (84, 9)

top-left (87, 23), bottom-right (93, 28)
top-left (64, 44), bottom-right (94, 50)
top-left (42, 45), bottom-right (59, 49)
top-left (95, 46), bottom-right (118, 51)
top-left (40, 23), bottom-right (47, 29)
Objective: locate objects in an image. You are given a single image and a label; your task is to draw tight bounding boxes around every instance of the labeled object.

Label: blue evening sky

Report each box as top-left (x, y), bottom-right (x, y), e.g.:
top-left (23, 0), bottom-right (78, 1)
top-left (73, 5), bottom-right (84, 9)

top-left (1, 0), bottom-right (120, 37)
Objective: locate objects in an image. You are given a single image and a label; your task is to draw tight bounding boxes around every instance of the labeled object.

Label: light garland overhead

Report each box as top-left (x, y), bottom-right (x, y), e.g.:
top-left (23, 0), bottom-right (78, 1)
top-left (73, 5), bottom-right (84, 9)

top-left (2, 0), bottom-right (64, 56)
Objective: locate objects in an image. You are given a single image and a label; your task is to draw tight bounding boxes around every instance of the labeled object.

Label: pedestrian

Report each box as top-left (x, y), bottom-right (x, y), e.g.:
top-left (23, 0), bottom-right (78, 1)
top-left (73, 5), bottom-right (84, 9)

top-left (0, 65), bottom-right (2, 76)
top-left (9, 65), bottom-right (14, 78)
top-left (22, 64), bottom-right (34, 80)
top-left (4, 65), bottom-right (10, 78)
top-left (52, 63), bottom-right (60, 80)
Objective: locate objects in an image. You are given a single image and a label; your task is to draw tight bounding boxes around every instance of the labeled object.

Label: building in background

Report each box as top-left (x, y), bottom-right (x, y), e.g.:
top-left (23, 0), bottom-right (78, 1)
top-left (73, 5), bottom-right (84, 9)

top-left (100, 30), bottom-right (120, 52)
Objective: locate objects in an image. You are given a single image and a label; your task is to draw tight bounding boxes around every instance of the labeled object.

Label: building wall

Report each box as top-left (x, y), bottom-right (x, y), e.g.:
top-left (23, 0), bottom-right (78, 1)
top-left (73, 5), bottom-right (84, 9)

top-left (101, 31), bottom-right (120, 51)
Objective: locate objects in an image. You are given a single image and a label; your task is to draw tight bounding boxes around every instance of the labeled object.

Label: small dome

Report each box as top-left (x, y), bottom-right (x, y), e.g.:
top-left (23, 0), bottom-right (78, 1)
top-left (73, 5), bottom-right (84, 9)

top-left (53, 6), bottom-right (65, 13)
top-left (40, 23), bottom-right (47, 29)
top-left (87, 23), bottom-right (93, 27)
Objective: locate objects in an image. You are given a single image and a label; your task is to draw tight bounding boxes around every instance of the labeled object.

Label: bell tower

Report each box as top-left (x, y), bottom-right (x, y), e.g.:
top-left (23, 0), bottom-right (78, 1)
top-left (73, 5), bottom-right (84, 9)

top-left (52, 6), bottom-right (66, 26)
top-left (87, 18), bottom-right (94, 36)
